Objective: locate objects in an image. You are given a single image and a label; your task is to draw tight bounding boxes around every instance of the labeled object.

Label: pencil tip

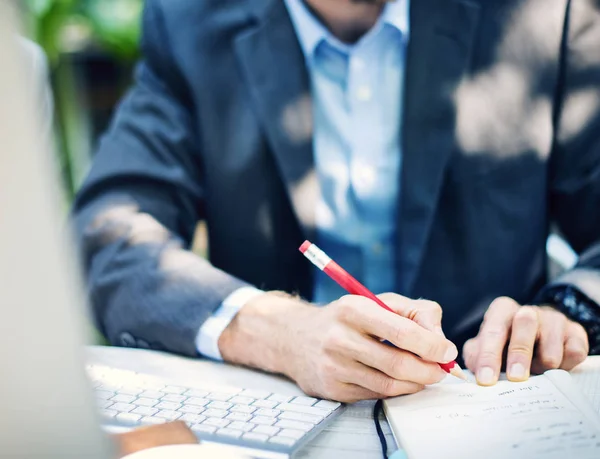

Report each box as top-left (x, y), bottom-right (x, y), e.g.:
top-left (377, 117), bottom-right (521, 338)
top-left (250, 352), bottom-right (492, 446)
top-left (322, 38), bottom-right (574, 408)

top-left (450, 365), bottom-right (469, 381)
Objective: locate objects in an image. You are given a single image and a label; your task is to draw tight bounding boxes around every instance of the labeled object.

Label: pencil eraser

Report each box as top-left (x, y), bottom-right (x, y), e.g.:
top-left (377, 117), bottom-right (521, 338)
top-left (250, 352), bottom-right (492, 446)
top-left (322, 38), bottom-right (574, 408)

top-left (299, 240), bottom-right (311, 254)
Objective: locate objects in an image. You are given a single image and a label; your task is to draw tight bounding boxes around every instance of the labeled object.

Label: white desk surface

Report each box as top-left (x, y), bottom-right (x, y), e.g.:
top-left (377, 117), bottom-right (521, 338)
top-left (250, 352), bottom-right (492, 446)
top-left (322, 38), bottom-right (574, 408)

top-left (86, 346), bottom-right (600, 459)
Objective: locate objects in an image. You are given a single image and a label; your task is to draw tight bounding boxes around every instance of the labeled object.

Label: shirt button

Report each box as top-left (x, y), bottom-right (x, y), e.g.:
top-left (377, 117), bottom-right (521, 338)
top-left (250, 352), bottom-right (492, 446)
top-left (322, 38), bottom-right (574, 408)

top-left (356, 86), bottom-right (372, 102)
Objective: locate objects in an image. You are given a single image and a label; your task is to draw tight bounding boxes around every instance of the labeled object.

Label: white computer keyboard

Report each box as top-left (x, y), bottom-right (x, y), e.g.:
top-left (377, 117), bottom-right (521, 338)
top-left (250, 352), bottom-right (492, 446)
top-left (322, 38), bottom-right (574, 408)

top-left (87, 365), bottom-right (343, 457)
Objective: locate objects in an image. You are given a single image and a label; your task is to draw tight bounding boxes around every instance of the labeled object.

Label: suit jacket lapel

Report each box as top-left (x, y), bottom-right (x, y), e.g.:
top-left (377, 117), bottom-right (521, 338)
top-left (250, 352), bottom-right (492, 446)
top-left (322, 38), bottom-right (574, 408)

top-left (398, 0), bottom-right (481, 295)
top-left (234, 0), bottom-right (317, 238)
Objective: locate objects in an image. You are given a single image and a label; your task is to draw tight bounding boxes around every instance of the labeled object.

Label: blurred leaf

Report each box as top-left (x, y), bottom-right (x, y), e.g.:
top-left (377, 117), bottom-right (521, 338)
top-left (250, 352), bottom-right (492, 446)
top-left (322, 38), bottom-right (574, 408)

top-left (85, 0), bottom-right (142, 59)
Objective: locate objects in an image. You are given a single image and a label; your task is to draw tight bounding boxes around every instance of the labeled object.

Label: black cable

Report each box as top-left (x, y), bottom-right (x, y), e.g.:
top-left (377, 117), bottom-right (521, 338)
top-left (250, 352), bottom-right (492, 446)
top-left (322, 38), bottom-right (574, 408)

top-left (373, 399), bottom-right (388, 459)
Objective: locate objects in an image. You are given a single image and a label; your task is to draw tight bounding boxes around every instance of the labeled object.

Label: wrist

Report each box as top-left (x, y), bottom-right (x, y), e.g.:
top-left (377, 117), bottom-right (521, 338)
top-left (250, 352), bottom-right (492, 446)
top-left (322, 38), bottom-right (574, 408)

top-left (218, 291), bottom-right (315, 376)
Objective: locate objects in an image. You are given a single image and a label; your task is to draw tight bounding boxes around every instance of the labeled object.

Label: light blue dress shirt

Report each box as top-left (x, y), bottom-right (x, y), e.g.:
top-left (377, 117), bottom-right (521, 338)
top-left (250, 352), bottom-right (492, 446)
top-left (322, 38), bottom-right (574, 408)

top-left (196, 0), bottom-right (410, 360)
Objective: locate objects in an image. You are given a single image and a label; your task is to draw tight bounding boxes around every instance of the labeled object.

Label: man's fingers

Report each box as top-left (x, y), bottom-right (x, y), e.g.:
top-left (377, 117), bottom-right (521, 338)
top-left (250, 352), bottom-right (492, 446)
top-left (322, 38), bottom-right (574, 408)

top-left (534, 307), bottom-right (566, 371)
top-left (339, 298), bottom-right (457, 364)
top-left (342, 331), bottom-right (446, 386)
top-left (338, 360), bottom-right (425, 398)
top-left (560, 322), bottom-right (589, 371)
top-left (462, 338), bottom-right (479, 372)
top-left (506, 306), bottom-right (539, 381)
top-left (475, 297), bottom-right (519, 386)
top-left (378, 293), bottom-right (443, 334)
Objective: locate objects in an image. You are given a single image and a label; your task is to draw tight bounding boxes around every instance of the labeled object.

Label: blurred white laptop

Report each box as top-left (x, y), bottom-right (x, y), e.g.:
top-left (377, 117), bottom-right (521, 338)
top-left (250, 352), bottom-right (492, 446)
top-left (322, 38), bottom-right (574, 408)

top-left (0, 2), bottom-right (112, 459)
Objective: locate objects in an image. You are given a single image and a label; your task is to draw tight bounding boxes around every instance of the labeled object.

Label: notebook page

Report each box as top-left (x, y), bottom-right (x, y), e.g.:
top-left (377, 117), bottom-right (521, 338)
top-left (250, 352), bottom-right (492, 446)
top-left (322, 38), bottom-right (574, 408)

top-left (384, 371), bottom-right (600, 459)
top-left (571, 357), bottom-right (600, 414)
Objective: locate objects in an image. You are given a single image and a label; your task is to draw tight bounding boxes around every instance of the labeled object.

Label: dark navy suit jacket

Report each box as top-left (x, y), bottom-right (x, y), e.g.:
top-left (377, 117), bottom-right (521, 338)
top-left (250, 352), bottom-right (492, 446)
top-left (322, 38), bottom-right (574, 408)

top-left (74, 0), bottom-right (600, 356)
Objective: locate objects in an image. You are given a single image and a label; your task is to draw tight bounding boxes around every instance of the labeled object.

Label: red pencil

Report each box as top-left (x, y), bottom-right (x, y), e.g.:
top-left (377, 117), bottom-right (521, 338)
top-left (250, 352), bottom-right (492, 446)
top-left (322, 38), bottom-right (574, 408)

top-left (299, 240), bottom-right (468, 381)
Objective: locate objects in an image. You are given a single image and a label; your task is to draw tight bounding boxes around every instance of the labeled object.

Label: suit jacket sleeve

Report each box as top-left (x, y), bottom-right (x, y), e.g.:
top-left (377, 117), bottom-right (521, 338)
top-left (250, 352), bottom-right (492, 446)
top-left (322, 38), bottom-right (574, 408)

top-left (72, 0), bottom-right (249, 356)
top-left (545, 0), bottom-right (600, 306)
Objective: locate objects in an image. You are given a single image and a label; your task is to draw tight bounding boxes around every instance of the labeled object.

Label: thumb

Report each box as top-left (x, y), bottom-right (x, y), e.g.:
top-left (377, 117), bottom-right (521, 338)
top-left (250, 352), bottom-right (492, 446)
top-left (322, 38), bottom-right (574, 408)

top-left (377, 293), bottom-right (444, 336)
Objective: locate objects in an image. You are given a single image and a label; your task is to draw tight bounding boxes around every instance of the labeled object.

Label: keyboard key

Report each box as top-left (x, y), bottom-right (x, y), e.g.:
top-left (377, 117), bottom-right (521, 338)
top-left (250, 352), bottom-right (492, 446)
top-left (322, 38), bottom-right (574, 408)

top-left (279, 411), bottom-right (322, 424)
top-left (111, 403), bottom-right (136, 413)
top-left (243, 432), bottom-right (269, 443)
top-left (132, 407), bottom-right (159, 417)
top-left (203, 409), bottom-right (228, 419)
top-left (228, 421), bottom-right (255, 432)
top-left (203, 418), bottom-right (230, 428)
top-left (111, 394), bottom-right (136, 404)
top-left (140, 390), bottom-right (165, 400)
top-left (277, 429), bottom-right (305, 440)
top-left (268, 437), bottom-right (296, 447)
top-left (230, 396), bottom-right (255, 405)
top-left (184, 389), bottom-right (209, 398)
top-left (275, 420), bottom-right (313, 432)
top-left (118, 387), bottom-right (143, 396)
top-left (178, 405), bottom-right (205, 415)
top-left (163, 386), bottom-right (186, 395)
top-left (207, 401), bottom-right (232, 411)
top-left (253, 425), bottom-right (280, 436)
top-left (207, 393), bottom-right (233, 402)
top-left (290, 396), bottom-right (318, 407)
top-left (140, 417), bottom-right (167, 426)
top-left (268, 394), bottom-right (293, 403)
top-left (179, 414), bottom-right (207, 425)
top-left (226, 412), bottom-right (252, 422)
top-left (185, 397), bottom-right (209, 407)
top-left (155, 401), bottom-right (182, 411)
top-left (240, 389), bottom-right (271, 399)
top-left (95, 390), bottom-right (114, 400)
top-left (254, 408), bottom-right (281, 418)
top-left (252, 416), bottom-right (277, 426)
top-left (134, 398), bottom-right (158, 408)
top-left (154, 410), bottom-right (181, 421)
top-left (162, 394), bottom-right (187, 403)
top-left (277, 403), bottom-right (329, 417)
top-left (101, 409), bottom-right (118, 419)
top-left (252, 399), bottom-right (279, 409)
top-left (217, 428), bottom-right (243, 439)
top-left (230, 404), bottom-right (256, 415)
top-left (314, 400), bottom-right (341, 411)
top-left (191, 424), bottom-right (217, 435)
top-left (97, 400), bottom-right (114, 410)
top-left (116, 413), bottom-right (142, 426)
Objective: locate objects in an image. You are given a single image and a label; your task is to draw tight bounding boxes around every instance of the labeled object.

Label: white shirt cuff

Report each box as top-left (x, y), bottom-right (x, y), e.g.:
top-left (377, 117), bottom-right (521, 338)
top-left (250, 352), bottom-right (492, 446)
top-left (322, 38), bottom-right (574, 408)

top-left (195, 286), bottom-right (265, 361)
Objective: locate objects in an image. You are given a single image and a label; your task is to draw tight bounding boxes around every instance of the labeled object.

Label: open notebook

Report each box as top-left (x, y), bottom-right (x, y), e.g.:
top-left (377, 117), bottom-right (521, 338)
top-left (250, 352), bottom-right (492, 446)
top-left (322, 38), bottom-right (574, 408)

top-left (384, 370), bottom-right (600, 459)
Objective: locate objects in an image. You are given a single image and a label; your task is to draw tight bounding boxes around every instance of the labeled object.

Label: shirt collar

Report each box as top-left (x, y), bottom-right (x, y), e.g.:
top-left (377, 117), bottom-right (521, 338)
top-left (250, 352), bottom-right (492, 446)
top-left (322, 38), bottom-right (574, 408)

top-left (284, 0), bottom-right (410, 59)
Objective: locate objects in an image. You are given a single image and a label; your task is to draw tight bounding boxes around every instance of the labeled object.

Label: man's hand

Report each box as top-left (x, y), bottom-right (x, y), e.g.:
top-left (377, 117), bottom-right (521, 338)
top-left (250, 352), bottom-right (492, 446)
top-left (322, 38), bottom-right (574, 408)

top-left (219, 292), bottom-right (458, 403)
top-left (463, 297), bottom-right (589, 386)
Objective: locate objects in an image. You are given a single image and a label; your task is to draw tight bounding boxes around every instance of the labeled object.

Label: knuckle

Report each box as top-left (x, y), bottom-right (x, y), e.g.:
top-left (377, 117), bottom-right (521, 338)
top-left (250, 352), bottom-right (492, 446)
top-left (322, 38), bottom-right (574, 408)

top-left (478, 349), bottom-right (501, 364)
top-left (482, 326), bottom-right (507, 341)
top-left (508, 343), bottom-right (534, 356)
top-left (322, 331), bottom-right (346, 354)
top-left (514, 306), bottom-right (538, 326)
top-left (378, 376), bottom-right (399, 398)
top-left (332, 297), bottom-right (357, 322)
top-left (388, 352), bottom-right (407, 378)
top-left (539, 354), bottom-right (561, 369)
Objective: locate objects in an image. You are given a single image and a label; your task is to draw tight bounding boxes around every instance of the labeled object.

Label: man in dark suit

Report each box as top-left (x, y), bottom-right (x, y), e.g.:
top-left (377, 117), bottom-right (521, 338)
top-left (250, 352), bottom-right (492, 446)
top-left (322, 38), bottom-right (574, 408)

top-left (74, 0), bottom-right (600, 402)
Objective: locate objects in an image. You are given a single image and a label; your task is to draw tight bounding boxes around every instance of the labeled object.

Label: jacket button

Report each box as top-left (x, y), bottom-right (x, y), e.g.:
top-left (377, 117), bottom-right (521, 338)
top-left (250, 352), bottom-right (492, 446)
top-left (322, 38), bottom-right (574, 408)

top-left (119, 332), bottom-right (136, 348)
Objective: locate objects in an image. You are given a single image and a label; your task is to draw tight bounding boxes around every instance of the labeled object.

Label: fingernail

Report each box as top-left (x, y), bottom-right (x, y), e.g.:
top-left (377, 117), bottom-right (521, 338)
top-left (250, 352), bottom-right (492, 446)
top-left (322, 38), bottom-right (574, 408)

top-left (444, 345), bottom-right (458, 363)
top-left (477, 367), bottom-right (495, 385)
top-left (509, 363), bottom-right (527, 380)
